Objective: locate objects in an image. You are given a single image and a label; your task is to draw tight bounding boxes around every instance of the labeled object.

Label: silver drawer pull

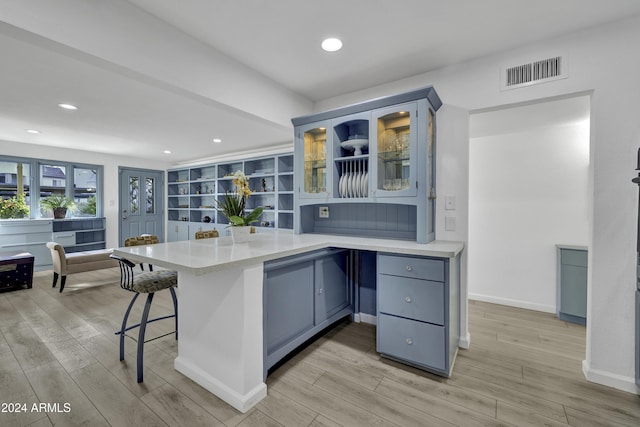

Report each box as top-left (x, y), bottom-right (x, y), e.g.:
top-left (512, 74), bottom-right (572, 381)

top-left (405, 296), bottom-right (411, 303)
top-left (406, 338), bottom-right (413, 345)
top-left (406, 265), bottom-right (412, 271)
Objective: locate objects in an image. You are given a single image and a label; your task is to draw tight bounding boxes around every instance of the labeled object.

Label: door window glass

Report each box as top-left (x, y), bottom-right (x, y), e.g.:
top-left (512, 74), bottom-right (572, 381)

top-left (146, 178), bottom-right (155, 214)
top-left (129, 176), bottom-right (140, 215)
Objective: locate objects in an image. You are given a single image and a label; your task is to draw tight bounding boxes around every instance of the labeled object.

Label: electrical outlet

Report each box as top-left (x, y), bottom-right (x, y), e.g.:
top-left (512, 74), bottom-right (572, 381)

top-left (319, 206), bottom-right (329, 218)
top-left (445, 216), bottom-right (456, 231)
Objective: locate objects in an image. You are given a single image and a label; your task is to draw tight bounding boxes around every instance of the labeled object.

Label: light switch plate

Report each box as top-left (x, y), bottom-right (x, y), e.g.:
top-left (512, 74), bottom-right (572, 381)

top-left (319, 206), bottom-right (329, 218)
top-left (445, 196), bottom-right (456, 210)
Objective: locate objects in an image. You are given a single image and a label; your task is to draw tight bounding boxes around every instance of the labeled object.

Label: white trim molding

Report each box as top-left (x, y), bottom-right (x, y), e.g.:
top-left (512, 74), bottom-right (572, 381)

top-left (582, 360), bottom-right (639, 395)
top-left (468, 293), bottom-right (555, 314)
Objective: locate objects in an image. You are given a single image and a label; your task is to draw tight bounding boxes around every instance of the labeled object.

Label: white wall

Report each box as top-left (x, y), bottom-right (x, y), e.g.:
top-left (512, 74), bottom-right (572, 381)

top-left (315, 15), bottom-right (640, 393)
top-left (0, 139), bottom-right (172, 249)
top-left (468, 107), bottom-right (590, 312)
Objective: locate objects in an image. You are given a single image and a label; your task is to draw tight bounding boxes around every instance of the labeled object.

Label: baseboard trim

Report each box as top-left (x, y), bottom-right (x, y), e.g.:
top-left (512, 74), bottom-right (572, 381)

top-left (582, 360), bottom-right (639, 395)
top-left (468, 293), bottom-right (555, 314)
top-left (175, 357), bottom-right (266, 413)
top-left (357, 312), bottom-right (377, 325)
top-left (459, 332), bottom-right (471, 349)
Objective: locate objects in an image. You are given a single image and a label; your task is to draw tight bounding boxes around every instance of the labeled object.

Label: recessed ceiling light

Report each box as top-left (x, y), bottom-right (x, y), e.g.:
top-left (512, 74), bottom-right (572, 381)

top-left (163, 150), bottom-right (171, 154)
top-left (213, 138), bottom-right (222, 143)
top-left (321, 38), bottom-right (342, 52)
top-left (58, 103), bottom-right (78, 110)
top-left (26, 129), bottom-right (41, 134)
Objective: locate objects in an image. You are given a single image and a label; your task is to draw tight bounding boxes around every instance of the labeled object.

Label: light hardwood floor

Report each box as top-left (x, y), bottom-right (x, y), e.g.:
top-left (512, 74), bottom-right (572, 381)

top-left (1, 269), bottom-right (638, 426)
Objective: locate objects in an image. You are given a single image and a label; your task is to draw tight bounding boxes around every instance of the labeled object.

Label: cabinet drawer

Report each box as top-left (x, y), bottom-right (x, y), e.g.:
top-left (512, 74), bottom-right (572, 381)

top-left (378, 254), bottom-right (444, 282)
top-left (377, 313), bottom-right (446, 371)
top-left (53, 231), bottom-right (76, 246)
top-left (378, 274), bottom-right (444, 325)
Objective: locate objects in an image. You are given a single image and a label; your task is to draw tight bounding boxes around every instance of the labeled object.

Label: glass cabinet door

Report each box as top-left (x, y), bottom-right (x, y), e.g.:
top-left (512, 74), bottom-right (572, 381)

top-left (373, 102), bottom-right (417, 197)
top-left (298, 122), bottom-right (330, 198)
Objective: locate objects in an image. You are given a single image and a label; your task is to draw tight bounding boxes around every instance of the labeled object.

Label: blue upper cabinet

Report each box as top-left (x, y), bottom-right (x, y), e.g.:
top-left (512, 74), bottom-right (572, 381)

top-left (292, 86), bottom-right (441, 243)
top-left (371, 102), bottom-right (419, 198)
top-left (295, 120), bottom-right (331, 200)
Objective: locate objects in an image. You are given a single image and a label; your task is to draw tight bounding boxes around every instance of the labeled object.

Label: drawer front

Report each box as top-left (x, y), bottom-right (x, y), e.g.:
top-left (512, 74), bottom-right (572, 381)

top-left (53, 231), bottom-right (76, 246)
top-left (0, 232), bottom-right (52, 246)
top-left (377, 313), bottom-right (446, 371)
top-left (378, 254), bottom-right (445, 282)
top-left (378, 274), bottom-right (444, 325)
top-left (0, 220), bottom-right (52, 235)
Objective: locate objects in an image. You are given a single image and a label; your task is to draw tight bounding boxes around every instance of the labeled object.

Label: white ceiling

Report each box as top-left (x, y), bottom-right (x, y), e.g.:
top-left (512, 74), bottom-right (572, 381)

top-left (1, 1), bottom-right (639, 164)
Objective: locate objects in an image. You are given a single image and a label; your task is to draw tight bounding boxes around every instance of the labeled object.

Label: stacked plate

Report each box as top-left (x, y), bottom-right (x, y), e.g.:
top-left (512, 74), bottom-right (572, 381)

top-left (338, 160), bottom-right (368, 198)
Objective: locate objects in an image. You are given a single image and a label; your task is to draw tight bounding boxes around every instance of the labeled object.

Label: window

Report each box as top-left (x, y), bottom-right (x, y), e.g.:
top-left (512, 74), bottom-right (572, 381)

top-left (0, 160), bottom-right (31, 219)
top-left (0, 156), bottom-right (102, 219)
top-left (74, 167), bottom-right (98, 217)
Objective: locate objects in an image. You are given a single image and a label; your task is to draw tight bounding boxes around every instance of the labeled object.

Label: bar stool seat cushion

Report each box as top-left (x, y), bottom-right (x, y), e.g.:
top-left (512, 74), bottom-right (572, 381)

top-left (132, 271), bottom-right (177, 293)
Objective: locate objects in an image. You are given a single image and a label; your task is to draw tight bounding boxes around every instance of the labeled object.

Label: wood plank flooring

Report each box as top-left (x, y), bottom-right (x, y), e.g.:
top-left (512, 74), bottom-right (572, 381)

top-left (1, 269), bottom-right (638, 426)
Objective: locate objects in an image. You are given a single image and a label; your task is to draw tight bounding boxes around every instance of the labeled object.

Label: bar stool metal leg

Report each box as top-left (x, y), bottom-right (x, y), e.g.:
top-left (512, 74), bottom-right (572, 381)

top-left (137, 292), bottom-right (155, 383)
top-left (170, 287), bottom-right (178, 340)
top-left (119, 292), bottom-right (140, 361)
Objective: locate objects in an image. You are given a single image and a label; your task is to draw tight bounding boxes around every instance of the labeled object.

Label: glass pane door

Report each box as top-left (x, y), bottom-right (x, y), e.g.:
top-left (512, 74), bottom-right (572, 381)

top-left (375, 104), bottom-right (416, 197)
top-left (303, 127), bottom-right (327, 195)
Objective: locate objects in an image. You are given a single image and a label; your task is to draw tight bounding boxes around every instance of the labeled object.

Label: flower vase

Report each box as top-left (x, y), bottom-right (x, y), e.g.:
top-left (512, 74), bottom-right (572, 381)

top-left (230, 226), bottom-right (252, 243)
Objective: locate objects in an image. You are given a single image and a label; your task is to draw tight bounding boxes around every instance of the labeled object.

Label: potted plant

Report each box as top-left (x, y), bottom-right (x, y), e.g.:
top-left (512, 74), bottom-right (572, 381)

top-left (41, 194), bottom-right (75, 219)
top-left (0, 193), bottom-right (30, 219)
top-left (217, 170), bottom-right (263, 242)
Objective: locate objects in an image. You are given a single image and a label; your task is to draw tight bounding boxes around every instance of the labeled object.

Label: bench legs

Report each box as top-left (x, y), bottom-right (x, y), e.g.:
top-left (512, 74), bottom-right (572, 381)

top-left (52, 273), bottom-right (68, 293)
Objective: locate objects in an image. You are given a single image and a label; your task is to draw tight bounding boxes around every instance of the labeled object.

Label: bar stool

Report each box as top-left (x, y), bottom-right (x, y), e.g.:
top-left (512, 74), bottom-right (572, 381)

top-left (124, 234), bottom-right (159, 271)
top-left (194, 229), bottom-right (219, 239)
top-left (110, 254), bottom-right (178, 383)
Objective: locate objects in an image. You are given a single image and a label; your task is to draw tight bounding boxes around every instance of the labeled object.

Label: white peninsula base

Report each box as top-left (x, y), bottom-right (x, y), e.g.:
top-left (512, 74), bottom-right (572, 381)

top-left (173, 263), bottom-right (266, 413)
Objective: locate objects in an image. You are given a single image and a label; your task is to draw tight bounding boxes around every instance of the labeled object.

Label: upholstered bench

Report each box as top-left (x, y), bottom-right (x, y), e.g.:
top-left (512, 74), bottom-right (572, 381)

top-left (46, 242), bottom-right (118, 293)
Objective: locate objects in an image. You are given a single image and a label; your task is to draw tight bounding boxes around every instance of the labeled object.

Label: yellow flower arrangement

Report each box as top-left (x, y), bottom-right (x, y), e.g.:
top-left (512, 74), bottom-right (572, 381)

top-left (217, 170), bottom-right (263, 226)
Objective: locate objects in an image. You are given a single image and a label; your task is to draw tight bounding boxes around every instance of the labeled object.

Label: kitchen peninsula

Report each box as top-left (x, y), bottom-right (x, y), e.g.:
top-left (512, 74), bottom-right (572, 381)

top-left (113, 230), bottom-right (463, 413)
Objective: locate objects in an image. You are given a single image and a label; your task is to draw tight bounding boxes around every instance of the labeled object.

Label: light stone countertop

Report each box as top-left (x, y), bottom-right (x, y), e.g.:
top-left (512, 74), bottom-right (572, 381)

top-left (113, 230), bottom-right (464, 276)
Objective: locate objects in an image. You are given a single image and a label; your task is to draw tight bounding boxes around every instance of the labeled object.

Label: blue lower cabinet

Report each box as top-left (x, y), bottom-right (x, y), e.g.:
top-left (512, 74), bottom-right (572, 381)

top-left (263, 248), bottom-right (352, 376)
top-left (314, 250), bottom-right (350, 323)
top-left (376, 252), bottom-right (456, 377)
top-left (264, 259), bottom-right (315, 355)
top-left (557, 247), bottom-right (587, 325)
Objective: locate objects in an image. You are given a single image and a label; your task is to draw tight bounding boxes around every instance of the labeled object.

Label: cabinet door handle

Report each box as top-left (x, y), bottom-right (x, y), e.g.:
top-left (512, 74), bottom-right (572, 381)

top-left (318, 288), bottom-right (324, 294)
top-left (406, 338), bottom-right (413, 345)
top-left (405, 296), bottom-right (411, 303)
top-left (406, 265), bottom-right (412, 272)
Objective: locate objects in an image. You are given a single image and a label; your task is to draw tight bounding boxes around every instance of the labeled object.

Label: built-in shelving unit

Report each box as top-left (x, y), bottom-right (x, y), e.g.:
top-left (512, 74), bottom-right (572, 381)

top-left (52, 218), bottom-right (107, 253)
top-left (167, 153), bottom-right (294, 241)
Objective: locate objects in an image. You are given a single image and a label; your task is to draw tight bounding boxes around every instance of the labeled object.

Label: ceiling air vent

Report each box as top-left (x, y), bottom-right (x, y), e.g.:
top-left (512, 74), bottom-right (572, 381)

top-left (501, 55), bottom-right (568, 90)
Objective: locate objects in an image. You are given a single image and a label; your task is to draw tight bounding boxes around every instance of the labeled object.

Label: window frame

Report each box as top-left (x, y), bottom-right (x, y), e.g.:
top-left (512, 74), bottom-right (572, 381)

top-left (0, 154), bottom-right (103, 219)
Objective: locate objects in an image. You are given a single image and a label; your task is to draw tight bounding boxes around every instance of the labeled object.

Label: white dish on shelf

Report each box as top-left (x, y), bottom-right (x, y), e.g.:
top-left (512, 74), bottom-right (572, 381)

top-left (339, 173), bottom-right (346, 198)
top-left (362, 172), bottom-right (368, 196)
top-left (340, 139), bottom-right (369, 156)
top-left (352, 173), bottom-right (358, 197)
